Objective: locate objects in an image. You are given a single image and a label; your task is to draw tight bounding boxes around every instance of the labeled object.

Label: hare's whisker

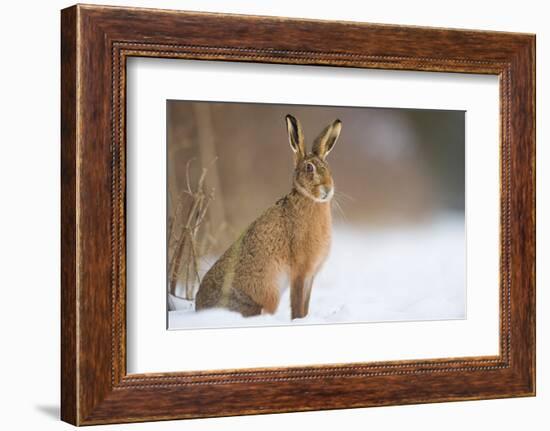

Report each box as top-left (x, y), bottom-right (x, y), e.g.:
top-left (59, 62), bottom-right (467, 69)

top-left (331, 196), bottom-right (348, 223)
top-left (334, 190), bottom-right (356, 202)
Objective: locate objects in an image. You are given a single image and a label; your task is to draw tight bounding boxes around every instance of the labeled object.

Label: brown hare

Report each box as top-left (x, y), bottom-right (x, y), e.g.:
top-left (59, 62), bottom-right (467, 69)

top-left (195, 115), bottom-right (342, 319)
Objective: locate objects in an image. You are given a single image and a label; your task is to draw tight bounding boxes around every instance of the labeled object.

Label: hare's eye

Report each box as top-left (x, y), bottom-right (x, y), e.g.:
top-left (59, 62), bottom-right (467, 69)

top-left (305, 162), bottom-right (315, 173)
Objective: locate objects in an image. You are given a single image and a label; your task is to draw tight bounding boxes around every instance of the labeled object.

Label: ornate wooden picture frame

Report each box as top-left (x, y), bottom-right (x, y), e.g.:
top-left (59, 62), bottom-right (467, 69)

top-left (61, 4), bottom-right (535, 425)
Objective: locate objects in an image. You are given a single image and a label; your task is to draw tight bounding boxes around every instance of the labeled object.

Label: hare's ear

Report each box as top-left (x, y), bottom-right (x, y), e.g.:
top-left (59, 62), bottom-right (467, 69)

top-left (285, 114), bottom-right (305, 161)
top-left (312, 119), bottom-right (342, 160)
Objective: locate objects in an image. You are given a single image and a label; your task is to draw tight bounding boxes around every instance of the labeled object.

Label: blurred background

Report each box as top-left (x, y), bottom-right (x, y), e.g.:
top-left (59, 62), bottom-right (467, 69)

top-left (166, 100), bottom-right (465, 326)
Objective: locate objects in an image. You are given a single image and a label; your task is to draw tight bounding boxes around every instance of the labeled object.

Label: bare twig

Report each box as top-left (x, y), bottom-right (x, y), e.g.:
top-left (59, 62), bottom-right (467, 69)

top-left (167, 160), bottom-right (216, 300)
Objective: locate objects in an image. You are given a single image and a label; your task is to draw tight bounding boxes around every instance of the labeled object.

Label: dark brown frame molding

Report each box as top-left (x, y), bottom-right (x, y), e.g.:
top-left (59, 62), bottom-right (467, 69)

top-left (61, 4), bottom-right (536, 425)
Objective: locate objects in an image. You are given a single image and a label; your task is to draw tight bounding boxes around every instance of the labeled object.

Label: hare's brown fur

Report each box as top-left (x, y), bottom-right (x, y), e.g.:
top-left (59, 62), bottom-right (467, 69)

top-left (195, 115), bottom-right (341, 319)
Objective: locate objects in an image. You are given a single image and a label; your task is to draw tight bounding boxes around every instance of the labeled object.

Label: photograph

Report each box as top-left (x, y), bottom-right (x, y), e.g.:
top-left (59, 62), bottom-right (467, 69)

top-left (52, 2), bottom-right (536, 426)
top-left (166, 101), bottom-right (466, 329)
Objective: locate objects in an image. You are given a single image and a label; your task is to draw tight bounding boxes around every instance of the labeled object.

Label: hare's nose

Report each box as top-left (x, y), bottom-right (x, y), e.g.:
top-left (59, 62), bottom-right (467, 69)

top-left (320, 186), bottom-right (332, 200)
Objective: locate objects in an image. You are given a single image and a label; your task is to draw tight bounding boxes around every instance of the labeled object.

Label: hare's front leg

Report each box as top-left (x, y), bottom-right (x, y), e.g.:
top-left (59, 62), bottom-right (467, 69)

top-left (303, 277), bottom-right (314, 316)
top-left (291, 275), bottom-right (311, 319)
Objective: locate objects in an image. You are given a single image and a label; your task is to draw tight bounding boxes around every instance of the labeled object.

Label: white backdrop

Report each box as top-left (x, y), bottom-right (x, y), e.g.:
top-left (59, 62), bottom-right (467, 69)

top-left (127, 59), bottom-right (499, 373)
top-left (0, 0), bottom-right (546, 430)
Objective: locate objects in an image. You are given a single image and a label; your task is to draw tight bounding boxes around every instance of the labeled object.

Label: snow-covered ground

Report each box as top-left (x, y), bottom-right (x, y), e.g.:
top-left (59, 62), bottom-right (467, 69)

top-left (169, 215), bottom-right (465, 330)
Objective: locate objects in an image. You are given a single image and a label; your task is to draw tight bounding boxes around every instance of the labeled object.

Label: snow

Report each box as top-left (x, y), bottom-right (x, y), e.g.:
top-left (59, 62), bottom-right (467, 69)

top-left (169, 215), bottom-right (465, 330)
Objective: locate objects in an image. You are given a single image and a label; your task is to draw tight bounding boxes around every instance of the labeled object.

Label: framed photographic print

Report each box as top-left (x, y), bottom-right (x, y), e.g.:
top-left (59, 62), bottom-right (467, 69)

top-left (61, 4), bottom-right (536, 425)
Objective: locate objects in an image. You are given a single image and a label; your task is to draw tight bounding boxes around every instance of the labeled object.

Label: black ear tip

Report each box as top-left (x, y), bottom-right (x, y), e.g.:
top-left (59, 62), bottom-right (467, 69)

top-left (335, 119), bottom-right (342, 126)
top-left (286, 114), bottom-right (298, 128)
